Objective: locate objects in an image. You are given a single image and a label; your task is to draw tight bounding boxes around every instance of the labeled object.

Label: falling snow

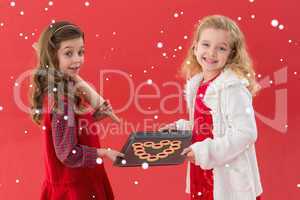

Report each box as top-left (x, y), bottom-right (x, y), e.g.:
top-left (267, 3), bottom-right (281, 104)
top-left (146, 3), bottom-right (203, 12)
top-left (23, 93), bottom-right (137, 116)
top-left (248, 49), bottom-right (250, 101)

top-left (157, 42), bottom-right (163, 48)
top-left (10, 1), bottom-right (16, 7)
top-left (271, 19), bottom-right (279, 27)
top-left (278, 24), bottom-right (284, 30)
top-left (96, 158), bottom-right (103, 164)
top-left (121, 159), bottom-right (127, 165)
top-left (142, 162), bottom-right (149, 169)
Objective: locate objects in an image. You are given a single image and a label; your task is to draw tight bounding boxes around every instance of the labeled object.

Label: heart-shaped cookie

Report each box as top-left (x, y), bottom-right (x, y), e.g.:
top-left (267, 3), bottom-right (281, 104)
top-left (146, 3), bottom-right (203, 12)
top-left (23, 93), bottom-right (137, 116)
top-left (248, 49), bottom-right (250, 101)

top-left (132, 140), bottom-right (182, 162)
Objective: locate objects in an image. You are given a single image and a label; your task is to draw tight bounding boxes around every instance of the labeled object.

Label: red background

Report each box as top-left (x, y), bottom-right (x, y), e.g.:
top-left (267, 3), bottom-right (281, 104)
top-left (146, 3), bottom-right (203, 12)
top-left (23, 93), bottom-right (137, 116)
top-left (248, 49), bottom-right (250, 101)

top-left (0, 0), bottom-right (299, 199)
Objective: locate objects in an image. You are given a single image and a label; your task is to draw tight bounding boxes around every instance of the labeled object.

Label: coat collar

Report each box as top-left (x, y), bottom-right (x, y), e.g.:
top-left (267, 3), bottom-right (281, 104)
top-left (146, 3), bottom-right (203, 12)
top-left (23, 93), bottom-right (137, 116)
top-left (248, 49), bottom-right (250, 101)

top-left (184, 68), bottom-right (249, 110)
top-left (187, 68), bottom-right (249, 92)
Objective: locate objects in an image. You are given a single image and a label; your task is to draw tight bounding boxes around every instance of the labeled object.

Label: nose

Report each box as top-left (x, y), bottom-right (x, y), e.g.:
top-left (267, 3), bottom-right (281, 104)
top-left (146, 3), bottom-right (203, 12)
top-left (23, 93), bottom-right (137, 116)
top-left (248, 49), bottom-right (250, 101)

top-left (208, 47), bottom-right (217, 58)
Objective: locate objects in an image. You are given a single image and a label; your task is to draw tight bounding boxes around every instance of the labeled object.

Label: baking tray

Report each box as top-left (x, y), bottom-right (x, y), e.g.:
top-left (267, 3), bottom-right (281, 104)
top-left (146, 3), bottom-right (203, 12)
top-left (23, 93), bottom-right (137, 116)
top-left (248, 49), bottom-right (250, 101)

top-left (114, 130), bottom-right (192, 167)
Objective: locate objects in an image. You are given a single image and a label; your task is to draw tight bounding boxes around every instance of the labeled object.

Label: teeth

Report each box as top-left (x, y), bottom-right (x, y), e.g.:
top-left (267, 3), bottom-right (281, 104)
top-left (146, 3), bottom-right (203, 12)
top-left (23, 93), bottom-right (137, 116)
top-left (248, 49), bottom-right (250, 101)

top-left (203, 57), bottom-right (217, 64)
top-left (69, 66), bottom-right (80, 69)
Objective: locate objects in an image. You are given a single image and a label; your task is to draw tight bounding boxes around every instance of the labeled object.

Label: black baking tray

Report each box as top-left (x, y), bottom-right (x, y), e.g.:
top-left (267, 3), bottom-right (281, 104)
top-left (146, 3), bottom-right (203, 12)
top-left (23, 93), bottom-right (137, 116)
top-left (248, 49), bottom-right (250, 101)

top-left (114, 130), bottom-right (192, 167)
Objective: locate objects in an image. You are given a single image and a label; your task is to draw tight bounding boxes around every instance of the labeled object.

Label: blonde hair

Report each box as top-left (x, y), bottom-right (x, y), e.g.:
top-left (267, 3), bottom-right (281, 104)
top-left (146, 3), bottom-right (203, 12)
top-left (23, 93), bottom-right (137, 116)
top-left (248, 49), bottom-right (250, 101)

top-left (181, 15), bottom-right (260, 96)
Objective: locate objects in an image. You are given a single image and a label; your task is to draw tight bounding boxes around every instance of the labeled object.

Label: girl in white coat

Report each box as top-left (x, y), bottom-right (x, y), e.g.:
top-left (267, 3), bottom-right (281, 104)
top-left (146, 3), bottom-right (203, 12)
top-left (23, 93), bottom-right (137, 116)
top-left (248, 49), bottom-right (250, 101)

top-left (160, 15), bottom-right (263, 200)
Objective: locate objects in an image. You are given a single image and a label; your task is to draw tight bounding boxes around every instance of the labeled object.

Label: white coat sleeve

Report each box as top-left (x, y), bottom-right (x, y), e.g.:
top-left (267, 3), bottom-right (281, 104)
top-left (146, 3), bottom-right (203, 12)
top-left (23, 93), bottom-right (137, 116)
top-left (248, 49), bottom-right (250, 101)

top-left (190, 84), bottom-right (257, 169)
top-left (175, 119), bottom-right (193, 131)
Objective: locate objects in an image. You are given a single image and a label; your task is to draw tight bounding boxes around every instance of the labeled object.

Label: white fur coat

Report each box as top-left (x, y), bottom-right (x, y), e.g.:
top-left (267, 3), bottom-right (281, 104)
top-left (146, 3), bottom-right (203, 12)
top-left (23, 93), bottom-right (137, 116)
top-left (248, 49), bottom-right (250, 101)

top-left (175, 68), bottom-right (263, 200)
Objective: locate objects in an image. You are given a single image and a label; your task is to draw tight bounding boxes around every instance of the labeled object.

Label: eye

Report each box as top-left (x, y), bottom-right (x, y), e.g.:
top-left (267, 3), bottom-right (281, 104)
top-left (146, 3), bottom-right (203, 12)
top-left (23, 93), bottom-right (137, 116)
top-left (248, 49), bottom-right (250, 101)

top-left (65, 51), bottom-right (73, 57)
top-left (201, 43), bottom-right (209, 47)
top-left (219, 47), bottom-right (227, 51)
top-left (78, 49), bottom-right (85, 56)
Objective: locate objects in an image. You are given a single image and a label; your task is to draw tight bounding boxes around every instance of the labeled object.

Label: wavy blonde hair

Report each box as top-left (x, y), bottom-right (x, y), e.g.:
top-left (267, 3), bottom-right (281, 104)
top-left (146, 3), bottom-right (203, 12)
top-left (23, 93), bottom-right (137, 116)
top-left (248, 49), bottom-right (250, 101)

top-left (181, 15), bottom-right (260, 96)
top-left (29, 21), bottom-right (84, 125)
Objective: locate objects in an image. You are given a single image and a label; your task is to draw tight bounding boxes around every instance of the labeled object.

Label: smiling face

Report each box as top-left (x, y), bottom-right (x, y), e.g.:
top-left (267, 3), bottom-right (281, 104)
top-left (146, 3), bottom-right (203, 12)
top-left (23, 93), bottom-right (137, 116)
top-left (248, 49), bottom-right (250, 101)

top-left (57, 37), bottom-right (84, 77)
top-left (194, 28), bottom-right (232, 76)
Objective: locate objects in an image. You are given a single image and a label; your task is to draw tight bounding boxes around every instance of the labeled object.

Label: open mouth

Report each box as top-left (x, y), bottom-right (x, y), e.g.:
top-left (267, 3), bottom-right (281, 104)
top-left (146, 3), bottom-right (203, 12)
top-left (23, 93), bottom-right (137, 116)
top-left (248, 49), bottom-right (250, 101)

top-left (68, 66), bottom-right (80, 72)
top-left (203, 57), bottom-right (218, 65)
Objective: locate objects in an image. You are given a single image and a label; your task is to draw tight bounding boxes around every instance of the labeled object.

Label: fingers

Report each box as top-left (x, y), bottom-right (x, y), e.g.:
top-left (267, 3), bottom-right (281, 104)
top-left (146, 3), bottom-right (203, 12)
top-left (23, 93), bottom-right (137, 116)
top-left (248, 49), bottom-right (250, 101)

top-left (181, 148), bottom-right (195, 163)
top-left (96, 100), bottom-right (120, 124)
top-left (98, 100), bottom-right (113, 114)
top-left (158, 126), bottom-right (168, 132)
top-left (186, 151), bottom-right (195, 163)
top-left (159, 123), bottom-right (176, 132)
top-left (117, 152), bottom-right (125, 158)
top-left (107, 150), bottom-right (125, 162)
top-left (181, 147), bottom-right (192, 156)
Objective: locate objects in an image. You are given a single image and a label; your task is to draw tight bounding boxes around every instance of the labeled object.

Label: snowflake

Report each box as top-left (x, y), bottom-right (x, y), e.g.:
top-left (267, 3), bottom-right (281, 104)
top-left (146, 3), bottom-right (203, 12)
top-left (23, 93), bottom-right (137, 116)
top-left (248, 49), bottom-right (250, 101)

top-left (96, 158), bottom-right (103, 164)
top-left (271, 19), bottom-right (279, 27)
top-left (157, 42), bottom-right (163, 48)
top-left (278, 24), bottom-right (284, 30)
top-left (142, 162), bottom-right (149, 169)
top-left (10, 1), bottom-right (16, 7)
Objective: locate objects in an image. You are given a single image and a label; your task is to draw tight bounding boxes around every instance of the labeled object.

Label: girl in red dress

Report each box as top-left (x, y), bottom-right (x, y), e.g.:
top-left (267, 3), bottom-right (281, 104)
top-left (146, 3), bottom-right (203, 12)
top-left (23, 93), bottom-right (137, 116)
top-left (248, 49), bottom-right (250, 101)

top-left (29, 21), bottom-right (124, 200)
top-left (161, 15), bottom-right (263, 200)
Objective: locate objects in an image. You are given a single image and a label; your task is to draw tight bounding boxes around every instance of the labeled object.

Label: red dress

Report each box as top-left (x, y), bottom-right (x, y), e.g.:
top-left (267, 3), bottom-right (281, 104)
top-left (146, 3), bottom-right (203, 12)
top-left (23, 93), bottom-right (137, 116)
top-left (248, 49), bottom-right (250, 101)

top-left (190, 76), bottom-right (261, 200)
top-left (190, 78), bottom-right (215, 200)
top-left (40, 97), bottom-right (114, 200)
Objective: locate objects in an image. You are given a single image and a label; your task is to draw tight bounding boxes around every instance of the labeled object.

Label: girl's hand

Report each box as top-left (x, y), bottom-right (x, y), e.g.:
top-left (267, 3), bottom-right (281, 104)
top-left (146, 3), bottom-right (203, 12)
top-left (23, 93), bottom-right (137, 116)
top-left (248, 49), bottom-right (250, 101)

top-left (181, 147), bottom-right (195, 163)
top-left (158, 122), bottom-right (177, 132)
top-left (97, 148), bottom-right (125, 162)
top-left (93, 100), bottom-right (113, 121)
top-left (72, 74), bottom-right (82, 83)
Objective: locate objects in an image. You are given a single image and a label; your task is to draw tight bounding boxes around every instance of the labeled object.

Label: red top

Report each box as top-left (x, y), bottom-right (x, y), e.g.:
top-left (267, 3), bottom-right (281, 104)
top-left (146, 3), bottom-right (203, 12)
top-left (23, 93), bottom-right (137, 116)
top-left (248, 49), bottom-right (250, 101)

top-left (190, 78), bottom-right (215, 200)
top-left (40, 96), bottom-right (114, 200)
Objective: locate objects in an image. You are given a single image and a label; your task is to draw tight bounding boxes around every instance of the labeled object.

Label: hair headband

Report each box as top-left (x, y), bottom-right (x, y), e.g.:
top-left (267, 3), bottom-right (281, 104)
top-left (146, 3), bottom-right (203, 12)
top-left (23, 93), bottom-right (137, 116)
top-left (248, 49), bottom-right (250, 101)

top-left (53, 24), bottom-right (78, 34)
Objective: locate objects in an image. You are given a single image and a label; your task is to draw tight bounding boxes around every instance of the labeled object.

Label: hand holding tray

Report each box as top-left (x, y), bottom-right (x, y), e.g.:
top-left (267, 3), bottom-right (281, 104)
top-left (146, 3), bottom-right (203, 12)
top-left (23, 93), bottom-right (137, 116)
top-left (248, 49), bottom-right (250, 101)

top-left (114, 131), bottom-right (192, 167)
